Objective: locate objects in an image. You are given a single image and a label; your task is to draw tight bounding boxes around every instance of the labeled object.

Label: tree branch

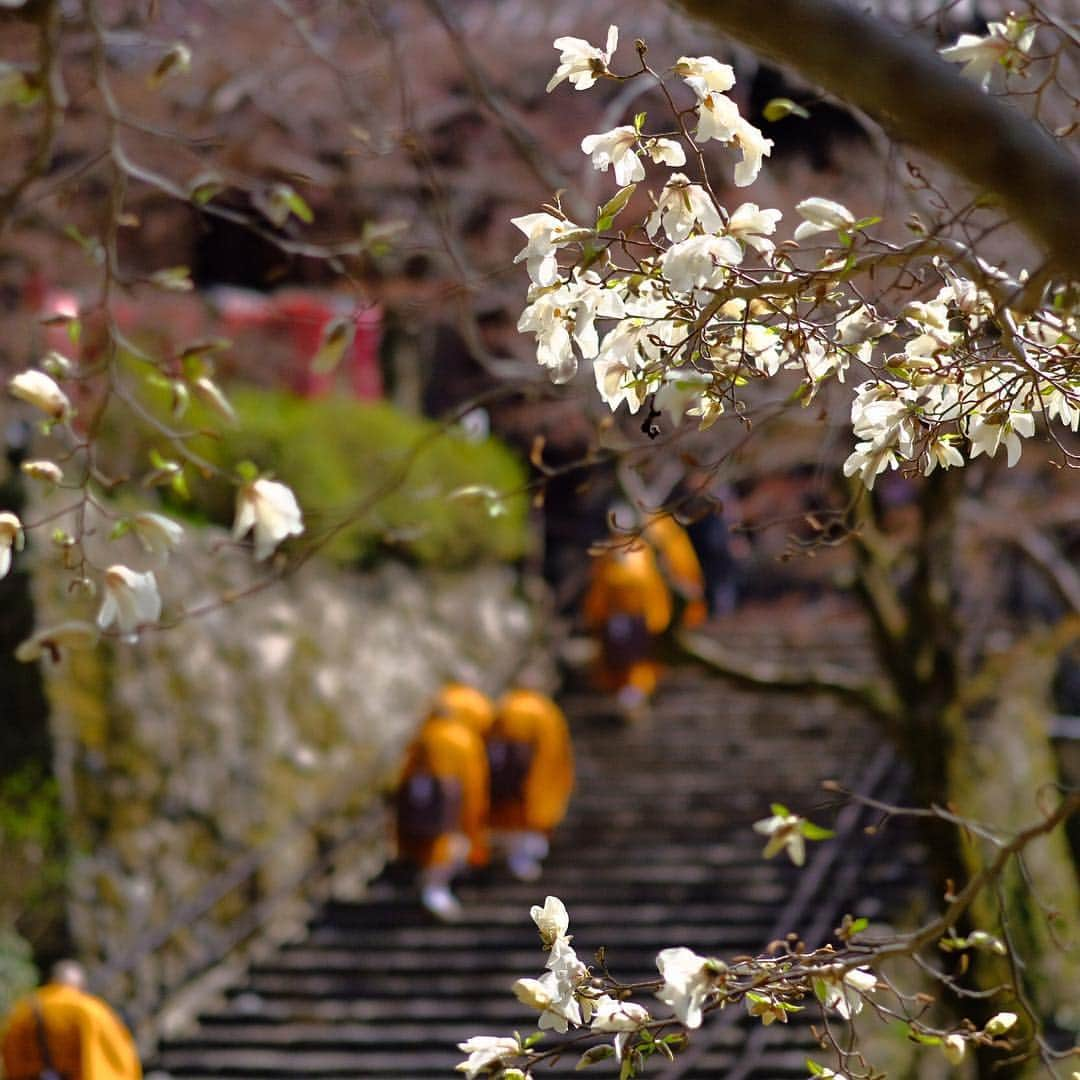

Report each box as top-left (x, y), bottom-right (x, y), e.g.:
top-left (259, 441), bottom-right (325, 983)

top-left (675, 627), bottom-right (900, 727)
top-left (677, 0), bottom-right (1080, 277)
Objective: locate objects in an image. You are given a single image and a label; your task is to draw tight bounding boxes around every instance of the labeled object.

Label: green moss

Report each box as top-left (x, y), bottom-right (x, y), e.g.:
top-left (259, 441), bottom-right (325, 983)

top-left (99, 379), bottom-right (530, 568)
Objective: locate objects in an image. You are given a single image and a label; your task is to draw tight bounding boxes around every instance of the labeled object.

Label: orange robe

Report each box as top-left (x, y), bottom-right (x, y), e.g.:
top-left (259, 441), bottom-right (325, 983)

top-left (488, 690), bottom-right (574, 833)
top-left (1, 984), bottom-right (141, 1080)
top-left (582, 541), bottom-right (672, 697)
top-left (643, 513), bottom-right (707, 629)
top-left (396, 712), bottom-right (490, 870)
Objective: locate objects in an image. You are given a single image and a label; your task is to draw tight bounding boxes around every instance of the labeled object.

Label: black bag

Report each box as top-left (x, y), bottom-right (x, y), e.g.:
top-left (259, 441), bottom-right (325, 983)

top-left (396, 773), bottom-right (463, 839)
top-left (487, 738), bottom-right (534, 805)
top-left (31, 999), bottom-right (64, 1080)
top-left (602, 612), bottom-right (652, 666)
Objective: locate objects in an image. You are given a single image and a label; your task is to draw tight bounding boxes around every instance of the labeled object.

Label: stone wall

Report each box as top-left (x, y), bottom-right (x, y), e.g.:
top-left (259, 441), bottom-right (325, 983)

top-left (34, 531), bottom-right (548, 1034)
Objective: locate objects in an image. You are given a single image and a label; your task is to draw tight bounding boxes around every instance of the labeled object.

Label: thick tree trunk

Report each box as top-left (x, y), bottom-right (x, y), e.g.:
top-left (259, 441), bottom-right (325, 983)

top-left (676, 0), bottom-right (1080, 277)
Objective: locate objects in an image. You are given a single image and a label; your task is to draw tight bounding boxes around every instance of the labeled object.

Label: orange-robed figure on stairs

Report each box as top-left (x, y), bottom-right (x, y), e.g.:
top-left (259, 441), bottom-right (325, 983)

top-left (395, 683), bottom-right (493, 920)
top-left (582, 513), bottom-right (705, 713)
top-left (487, 688), bottom-right (574, 881)
top-left (1, 961), bottom-right (141, 1080)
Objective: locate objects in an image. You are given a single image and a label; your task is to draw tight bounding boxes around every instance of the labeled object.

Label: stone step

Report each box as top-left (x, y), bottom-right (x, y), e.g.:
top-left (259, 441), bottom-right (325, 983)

top-left (153, 669), bottom-right (911, 1080)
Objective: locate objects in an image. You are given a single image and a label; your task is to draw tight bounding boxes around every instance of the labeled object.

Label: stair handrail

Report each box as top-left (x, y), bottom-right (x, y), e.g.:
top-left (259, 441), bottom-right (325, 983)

top-left (87, 768), bottom-right (394, 1042)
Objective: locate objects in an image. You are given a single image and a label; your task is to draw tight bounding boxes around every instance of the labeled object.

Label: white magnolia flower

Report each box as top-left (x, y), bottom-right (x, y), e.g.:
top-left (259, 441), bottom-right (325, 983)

top-left (940, 17), bottom-right (1035, 89)
top-left (513, 976), bottom-right (553, 1012)
top-left (646, 173), bottom-right (723, 243)
top-left (724, 323), bottom-right (782, 377)
top-left (753, 811), bottom-right (807, 865)
top-left (519, 286), bottom-right (576, 381)
top-left (693, 89), bottom-right (741, 145)
top-left (836, 304), bottom-right (895, 348)
top-left (843, 440), bottom-right (901, 491)
top-left (8, 369), bottom-right (72, 420)
top-left (726, 202), bottom-right (782, 255)
top-left (1045, 388), bottom-right (1080, 432)
top-left (531, 895), bottom-right (570, 947)
top-left (510, 211), bottom-right (585, 287)
top-left (985, 1011), bottom-right (1018, 1036)
top-left (943, 1034), bottom-right (967, 1065)
top-left (0, 512), bottom-right (25, 579)
top-left (538, 938), bottom-right (589, 1032)
top-left (547, 25), bottom-right (618, 93)
top-left (15, 621), bottom-right (100, 663)
top-left (97, 566), bottom-right (162, 638)
top-left (687, 87), bottom-right (772, 186)
top-left (966, 409), bottom-right (1034, 467)
top-left (923, 436), bottom-right (965, 476)
top-left (801, 339), bottom-right (847, 384)
top-left (660, 233), bottom-right (743, 294)
top-left (593, 352), bottom-right (647, 415)
top-left (591, 995), bottom-right (650, 1032)
top-left (581, 125), bottom-right (643, 186)
top-left (654, 368), bottom-right (712, 422)
top-left (655, 947), bottom-right (721, 1029)
top-left (132, 512), bottom-right (184, 562)
top-left (591, 995), bottom-right (650, 1061)
top-left (233, 478), bottom-right (304, 561)
top-left (21, 460), bottom-right (64, 485)
top-left (455, 1035), bottom-right (521, 1078)
top-left (793, 197), bottom-right (856, 242)
top-left (644, 136), bottom-right (686, 167)
top-left (850, 382), bottom-right (916, 454)
top-left (903, 299), bottom-right (950, 332)
top-left (730, 118), bottom-right (773, 187)
top-left (568, 272), bottom-right (627, 358)
top-left (675, 55), bottom-right (736, 98)
top-left (519, 273), bottom-right (624, 384)
top-left (818, 966), bottom-right (877, 1019)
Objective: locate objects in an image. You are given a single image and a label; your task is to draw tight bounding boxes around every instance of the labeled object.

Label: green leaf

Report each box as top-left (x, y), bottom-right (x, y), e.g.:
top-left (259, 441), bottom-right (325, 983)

top-left (311, 316), bottom-right (355, 375)
top-left (769, 803), bottom-right (791, 818)
top-left (150, 266), bottom-right (194, 292)
top-left (853, 216), bottom-right (882, 230)
top-left (596, 184), bottom-right (637, 232)
top-left (522, 1031), bottom-right (545, 1049)
top-left (576, 1044), bottom-right (615, 1069)
top-left (908, 1028), bottom-right (942, 1046)
top-left (849, 917), bottom-right (869, 935)
top-left (807, 1060), bottom-right (826, 1076)
top-left (169, 469), bottom-right (190, 501)
top-left (800, 822), bottom-right (835, 840)
top-left (633, 111), bottom-right (647, 133)
top-left (266, 183), bottom-right (314, 227)
top-left (109, 519), bottom-right (132, 540)
top-left (763, 97), bottom-right (810, 122)
top-left (188, 171), bottom-right (226, 205)
top-left (235, 460), bottom-right (260, 483)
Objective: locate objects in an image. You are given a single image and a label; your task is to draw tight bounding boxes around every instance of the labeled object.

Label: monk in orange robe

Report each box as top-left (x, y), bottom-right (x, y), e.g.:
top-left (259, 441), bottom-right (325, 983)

top-left (396, 683), bottom-right (493, 920)
top-left (582, 539), bottom-right (673, 713)
top-left (643, 512), bottom-right (708, 629)
top-left (487, 688), bottom-right (574, 880)
top-left (2, 960), bottom-right (141, 1080)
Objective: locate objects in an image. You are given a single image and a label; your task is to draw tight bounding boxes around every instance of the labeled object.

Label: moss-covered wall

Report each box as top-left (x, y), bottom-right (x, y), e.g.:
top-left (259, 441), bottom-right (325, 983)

top-left (33, 533), bottom-right (544, 1031)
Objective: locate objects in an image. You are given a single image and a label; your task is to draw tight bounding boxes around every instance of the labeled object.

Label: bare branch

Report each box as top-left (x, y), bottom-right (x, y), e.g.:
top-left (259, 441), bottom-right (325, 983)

top-left (675, 627), bottom-right (900, 726)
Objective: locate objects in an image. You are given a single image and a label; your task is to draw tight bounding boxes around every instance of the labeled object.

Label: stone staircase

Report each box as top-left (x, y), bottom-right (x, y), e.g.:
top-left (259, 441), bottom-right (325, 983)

top-left (153, 663), bottom-right (924, 1079)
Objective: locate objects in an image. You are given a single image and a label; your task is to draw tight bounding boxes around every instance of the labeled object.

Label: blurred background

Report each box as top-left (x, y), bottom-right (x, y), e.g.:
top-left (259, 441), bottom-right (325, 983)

top-left (0, 1), bottom-right (1077, 1076)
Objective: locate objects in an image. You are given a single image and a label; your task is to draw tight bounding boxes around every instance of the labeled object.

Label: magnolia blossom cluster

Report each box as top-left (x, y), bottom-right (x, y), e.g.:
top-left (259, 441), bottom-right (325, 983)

top-left (459, 894), bottom-right (889, 1079)
top-left (514, 26), bottom-right (1080, 489)
top-left (4, 363), bottom-right (305, 651)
